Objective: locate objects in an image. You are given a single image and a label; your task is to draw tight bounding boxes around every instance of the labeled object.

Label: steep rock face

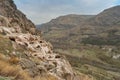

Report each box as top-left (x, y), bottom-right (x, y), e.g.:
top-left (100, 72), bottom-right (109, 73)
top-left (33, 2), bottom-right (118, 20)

top-left (0, 0), bottom-right (81, 80)
top-left (0, 0), bottom-right (36, 34)
top-left (0, 20), bottom-right (79, 80)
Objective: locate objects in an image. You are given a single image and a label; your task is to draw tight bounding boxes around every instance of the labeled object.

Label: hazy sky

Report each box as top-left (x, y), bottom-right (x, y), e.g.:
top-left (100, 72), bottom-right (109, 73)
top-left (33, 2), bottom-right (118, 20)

top-left (14, 0), bottom-right (120, 24)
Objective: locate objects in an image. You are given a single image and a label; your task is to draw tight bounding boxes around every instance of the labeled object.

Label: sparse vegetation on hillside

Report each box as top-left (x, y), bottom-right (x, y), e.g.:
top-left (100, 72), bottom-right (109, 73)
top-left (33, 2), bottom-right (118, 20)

top-left (55, 47), bottom-right (120, 80)
top-left (39, 5), bottom-right (120, 80)
top-left (0, 54), bottom-right (31, 80)
top-left (0, 53), bottom-right (59, 80)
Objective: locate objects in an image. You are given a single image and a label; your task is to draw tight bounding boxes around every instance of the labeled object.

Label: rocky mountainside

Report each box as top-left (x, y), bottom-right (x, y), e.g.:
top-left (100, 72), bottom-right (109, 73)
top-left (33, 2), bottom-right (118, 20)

top-left (0, 0), bottom-right (90, 80)
top-left (38, 5), bottom-right (120, 80)
top-left (0, 0), bottom-right (36, 34)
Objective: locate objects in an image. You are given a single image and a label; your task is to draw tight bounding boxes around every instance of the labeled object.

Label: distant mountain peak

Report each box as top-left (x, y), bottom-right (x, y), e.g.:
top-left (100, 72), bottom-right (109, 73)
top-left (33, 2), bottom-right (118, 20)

top-left (92, 5), bottom-right (120, 26)
top-left (105, 5), bottom-right (120, 10)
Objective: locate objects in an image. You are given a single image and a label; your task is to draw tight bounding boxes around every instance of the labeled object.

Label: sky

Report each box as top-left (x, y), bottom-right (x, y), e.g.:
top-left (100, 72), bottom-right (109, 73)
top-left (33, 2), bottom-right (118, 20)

top-left (13, 0), bottom-right (120, 24)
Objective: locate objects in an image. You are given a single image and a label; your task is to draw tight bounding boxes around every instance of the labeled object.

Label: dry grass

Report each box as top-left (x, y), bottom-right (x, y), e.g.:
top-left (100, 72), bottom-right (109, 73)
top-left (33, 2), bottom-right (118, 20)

top-left (0, 60), bottom-right (19, 76)
top-left (34, 74), bottom-right (58, 80)
top-left (0, 54), bottom-right (31, 80)
top-left (0, 54), bottom-right (59, 80)
top-left (8, 56), bottom-right (20, 64)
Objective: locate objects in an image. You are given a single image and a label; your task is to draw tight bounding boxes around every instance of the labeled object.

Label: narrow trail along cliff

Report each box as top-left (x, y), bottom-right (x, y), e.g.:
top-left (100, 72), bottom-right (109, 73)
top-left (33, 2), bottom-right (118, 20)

top-left (0, 0), bottom-right (92, 80)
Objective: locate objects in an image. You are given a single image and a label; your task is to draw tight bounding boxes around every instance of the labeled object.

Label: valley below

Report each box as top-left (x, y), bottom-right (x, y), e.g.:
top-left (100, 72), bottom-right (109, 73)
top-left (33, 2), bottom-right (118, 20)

top-left (38, 6), bottom-right (120, 80)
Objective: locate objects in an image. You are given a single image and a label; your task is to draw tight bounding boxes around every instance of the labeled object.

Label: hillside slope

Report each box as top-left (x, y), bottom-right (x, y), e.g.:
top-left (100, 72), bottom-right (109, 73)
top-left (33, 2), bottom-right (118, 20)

top-left (0, 0), bottom-right (36, 34)
top-left (0, 0), bottom-right (88, 80)
top-left (38, 15), bottom-right (94, 48)
top-left (91, 6), bottom-right (120, 26)
top-left (39, 5), bottom-right (120, 80)
top-left (39, 6), bottom-right (120, 48)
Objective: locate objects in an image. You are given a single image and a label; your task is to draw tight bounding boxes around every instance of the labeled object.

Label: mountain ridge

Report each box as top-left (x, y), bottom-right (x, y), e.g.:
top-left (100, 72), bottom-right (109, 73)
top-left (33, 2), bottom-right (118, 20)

top-left (38, 5), bottom-right (120, 80)
top-left (90, 5), bottom-right (120, 26)
top-left (38, 5), bottom-right (120, 47)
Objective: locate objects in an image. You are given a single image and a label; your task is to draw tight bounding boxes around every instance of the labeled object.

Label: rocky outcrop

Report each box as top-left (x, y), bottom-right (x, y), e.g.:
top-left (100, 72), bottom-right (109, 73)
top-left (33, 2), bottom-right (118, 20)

top-left (0, 0), bottom-right (36, 34)
top-left (0, 24), bottom-right (79, 80)
top-left (0, 22), bottom-right (79, 80)
top-left (0, 0), bottom-right (80, 80)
